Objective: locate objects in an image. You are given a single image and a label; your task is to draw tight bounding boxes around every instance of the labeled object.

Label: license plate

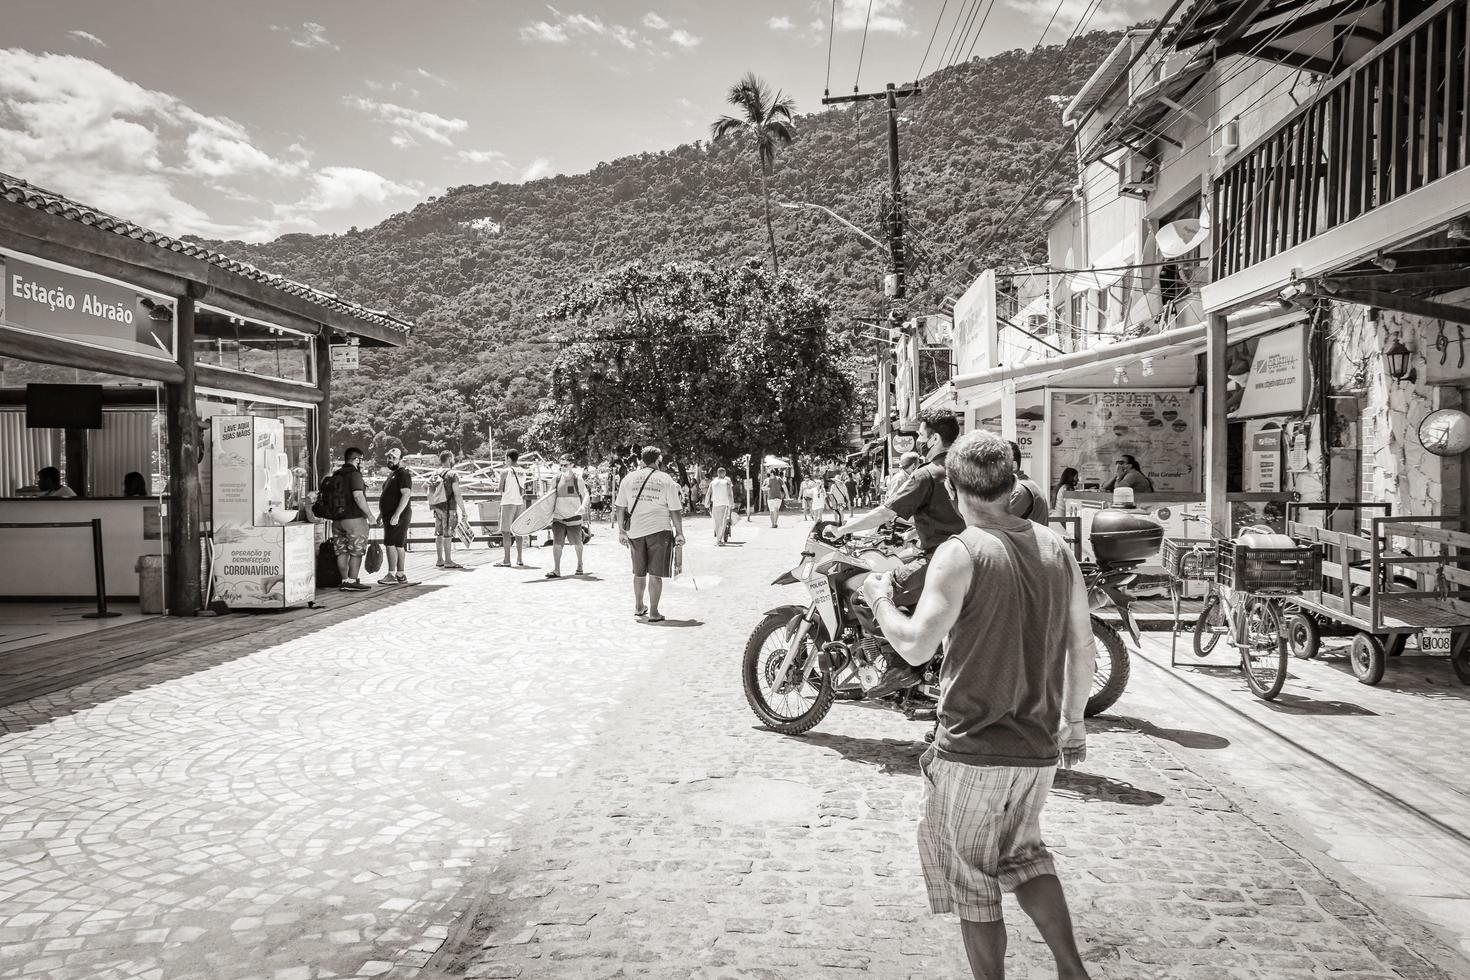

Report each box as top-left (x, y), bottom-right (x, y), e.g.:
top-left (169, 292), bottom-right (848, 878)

top-left (1421, 628), bottom-right (1452, 655)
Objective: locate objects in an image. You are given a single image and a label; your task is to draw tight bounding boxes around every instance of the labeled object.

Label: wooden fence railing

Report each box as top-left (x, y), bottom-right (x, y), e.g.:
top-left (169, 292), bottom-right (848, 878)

top-left (1212, 0), bottom-right (1470, 279)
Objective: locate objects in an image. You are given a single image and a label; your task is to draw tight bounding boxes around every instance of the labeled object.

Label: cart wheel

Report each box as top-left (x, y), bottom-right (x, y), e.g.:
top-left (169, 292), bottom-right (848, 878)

top-left (1453, 642), bottom-right (1470, 685)
top-left (1349, 633), bottom-right (1386, 685)
top-left (1284, 612), bottom-right (1320, 660)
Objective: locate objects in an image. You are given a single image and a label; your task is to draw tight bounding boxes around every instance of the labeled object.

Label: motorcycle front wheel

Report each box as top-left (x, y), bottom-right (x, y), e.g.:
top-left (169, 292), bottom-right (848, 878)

top-left (1086, 616), bottom-right (1130, 717)
top-left (742, 612), bottom-right (835, 735)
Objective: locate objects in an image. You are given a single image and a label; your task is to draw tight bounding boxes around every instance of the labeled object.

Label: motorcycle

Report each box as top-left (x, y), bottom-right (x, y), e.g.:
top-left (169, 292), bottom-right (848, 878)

top-left (741, 518), bottom-right (1148, 736)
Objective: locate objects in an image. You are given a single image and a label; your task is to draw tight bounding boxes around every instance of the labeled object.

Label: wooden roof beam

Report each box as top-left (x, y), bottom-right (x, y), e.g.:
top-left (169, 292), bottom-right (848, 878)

top-left (1228, 0), bottom-right (1377, 47)
top-left (1315, 284), bottom-right (1470, 326)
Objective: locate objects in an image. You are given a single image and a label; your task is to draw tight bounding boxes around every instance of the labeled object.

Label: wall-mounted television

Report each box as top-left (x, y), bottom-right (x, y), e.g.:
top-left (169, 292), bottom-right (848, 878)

top-left (25, 384), bottom-right (104, 430)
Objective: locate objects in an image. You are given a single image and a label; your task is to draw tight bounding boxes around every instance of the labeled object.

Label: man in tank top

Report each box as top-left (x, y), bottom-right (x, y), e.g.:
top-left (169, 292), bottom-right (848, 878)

top-left (860, 430), bottom-right (1094, 980)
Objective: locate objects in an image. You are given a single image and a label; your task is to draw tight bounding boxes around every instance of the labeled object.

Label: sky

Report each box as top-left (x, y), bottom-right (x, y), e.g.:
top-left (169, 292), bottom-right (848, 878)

top-left (1, 0), bottom-right (1156, 243)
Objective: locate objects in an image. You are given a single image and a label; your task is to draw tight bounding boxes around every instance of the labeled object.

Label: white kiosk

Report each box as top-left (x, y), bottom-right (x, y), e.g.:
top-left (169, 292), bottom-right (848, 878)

top-left (207, 416), bottom-right (315, 609)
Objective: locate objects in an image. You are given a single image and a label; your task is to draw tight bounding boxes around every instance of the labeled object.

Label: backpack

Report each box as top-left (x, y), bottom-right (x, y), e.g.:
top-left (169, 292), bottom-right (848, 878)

top-left (426, 468), bottom-right (450, 507)
top-left (313, 467), bottom-right (353, 521)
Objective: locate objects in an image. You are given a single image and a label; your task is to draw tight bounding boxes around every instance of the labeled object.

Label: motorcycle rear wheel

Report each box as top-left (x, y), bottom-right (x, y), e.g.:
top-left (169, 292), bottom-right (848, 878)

top-left (742, 612), bottom-right (834, 735)
top-left (1086, 617), bottom-right (1130, 717)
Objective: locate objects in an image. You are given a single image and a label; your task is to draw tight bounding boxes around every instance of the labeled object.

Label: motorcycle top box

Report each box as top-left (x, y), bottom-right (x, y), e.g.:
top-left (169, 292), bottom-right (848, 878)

top-left (1090, 509), bottom-right (1164, 565)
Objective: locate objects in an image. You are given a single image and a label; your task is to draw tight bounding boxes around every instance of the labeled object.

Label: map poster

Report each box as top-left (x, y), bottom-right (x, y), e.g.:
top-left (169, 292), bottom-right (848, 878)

top-left (1048, 389), bottom-right (1202, 492)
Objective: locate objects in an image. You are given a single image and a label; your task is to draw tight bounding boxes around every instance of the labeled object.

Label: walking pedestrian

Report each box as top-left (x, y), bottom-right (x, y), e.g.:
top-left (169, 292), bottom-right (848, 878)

top-left (613, 446), bottom-right (685, 623)
top-left (798, 475), bottom-right (817, 520)
top-left (764, 468), bottom-right (787, 528)
top-left (495, 450), bottom-right (529, 568)
top-left (329, 448), bottom-right (372, 591)
top-left (705, 466), bottom-right (734, 545)
top-left (547, 459), bottom-right (590, 578)
top-left (844, 469), bottom-right (858, 511)
top-left (427, 450), bottom-right (467, 570)
top-left (859, 430), bottom-right (1093, 980)
top-left (376, 447), bottom-right (412, 584)
top-left (826, 473), bottom-right (850, 524)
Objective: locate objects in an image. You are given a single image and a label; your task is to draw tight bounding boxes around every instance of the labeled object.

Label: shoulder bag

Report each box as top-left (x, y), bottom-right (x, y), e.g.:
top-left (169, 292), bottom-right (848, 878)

top-left (621, 470), bottom-right (656, 533)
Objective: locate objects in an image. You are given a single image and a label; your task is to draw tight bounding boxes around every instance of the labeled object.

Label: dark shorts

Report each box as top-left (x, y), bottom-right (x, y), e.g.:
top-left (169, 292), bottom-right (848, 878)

top-left (552, 520), bottom-right (584, 546)
top-left (891, 555), bottom-right (932, 608)
top-left (381, 509), bottom-right (411, 549)
top-left (628, 530), bottom-right (675, 578)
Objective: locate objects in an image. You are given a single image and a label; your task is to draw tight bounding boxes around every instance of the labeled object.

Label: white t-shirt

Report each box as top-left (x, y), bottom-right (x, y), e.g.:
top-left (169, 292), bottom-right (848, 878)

top-left (615, 467), bottom-right (682, 539)
top-left (708, 477), bottom-right (733, 508)
top-left (499, 466), bottom-right (527, 506)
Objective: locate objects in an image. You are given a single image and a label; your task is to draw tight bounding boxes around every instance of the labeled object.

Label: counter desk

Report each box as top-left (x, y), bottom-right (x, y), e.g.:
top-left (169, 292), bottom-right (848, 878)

top-left (0, 497), bottom-right (164, 599)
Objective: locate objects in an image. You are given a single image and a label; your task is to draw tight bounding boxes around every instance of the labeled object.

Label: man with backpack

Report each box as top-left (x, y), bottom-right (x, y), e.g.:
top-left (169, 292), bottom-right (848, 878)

top-left (317, 447), bottom-right (373, 591)
top-left (426, 450), bottom-right (467, 570)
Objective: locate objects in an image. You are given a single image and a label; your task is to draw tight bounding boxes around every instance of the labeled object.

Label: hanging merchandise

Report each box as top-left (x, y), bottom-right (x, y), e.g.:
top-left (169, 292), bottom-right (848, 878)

top-left (1287, 420), bottom-right (1311, 472)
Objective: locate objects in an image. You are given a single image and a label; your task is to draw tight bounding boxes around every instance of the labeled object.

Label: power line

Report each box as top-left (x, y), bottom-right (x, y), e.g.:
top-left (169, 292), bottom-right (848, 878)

top-left (825, 0), bottom-right (837, 96)
top-left (914, 0), bottom-right (952, 81)
top-left (855, 0), bottom-right (876, 91)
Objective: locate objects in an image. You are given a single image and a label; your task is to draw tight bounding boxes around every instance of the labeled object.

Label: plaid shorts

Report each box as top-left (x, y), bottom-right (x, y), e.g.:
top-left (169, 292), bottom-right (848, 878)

top-left (917, 747), bottom-right (1057, 922)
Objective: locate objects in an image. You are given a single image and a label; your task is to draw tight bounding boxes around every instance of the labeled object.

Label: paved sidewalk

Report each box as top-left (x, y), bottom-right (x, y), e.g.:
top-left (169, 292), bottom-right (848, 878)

top-left (0, 520), bottom-right (1466, 980)
top-left (443, 524), bottom-right (1469, 980)
top-left (1128, 630), bottom-right (1470, 959)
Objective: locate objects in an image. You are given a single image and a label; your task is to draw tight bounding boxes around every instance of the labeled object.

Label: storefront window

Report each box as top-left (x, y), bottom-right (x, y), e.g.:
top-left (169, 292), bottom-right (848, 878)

top-left (195, 308), bottom-right (315, 384)
top-left (196, 392), bottom-right (317, 506)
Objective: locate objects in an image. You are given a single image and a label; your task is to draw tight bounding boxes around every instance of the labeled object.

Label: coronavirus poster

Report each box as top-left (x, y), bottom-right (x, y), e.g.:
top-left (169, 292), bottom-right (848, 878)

top-left (1047, 389), bottom-right (1202, 492)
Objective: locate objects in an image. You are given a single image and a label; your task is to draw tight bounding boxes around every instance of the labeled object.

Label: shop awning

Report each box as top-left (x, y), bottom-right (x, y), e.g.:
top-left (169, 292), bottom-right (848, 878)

top-left (953, 324), bottom-right (1208, 391)
top-left (919, 383), bottom-right (957, 412)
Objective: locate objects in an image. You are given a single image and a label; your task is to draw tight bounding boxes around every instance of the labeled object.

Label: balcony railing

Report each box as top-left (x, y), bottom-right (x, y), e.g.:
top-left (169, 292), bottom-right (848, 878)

top-left (1212, 0), bottom-right (1470, 280)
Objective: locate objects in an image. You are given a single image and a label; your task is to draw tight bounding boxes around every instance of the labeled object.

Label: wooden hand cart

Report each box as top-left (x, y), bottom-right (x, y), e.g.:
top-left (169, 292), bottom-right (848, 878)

top-left (1285, 503), bottom-right (1470, 685)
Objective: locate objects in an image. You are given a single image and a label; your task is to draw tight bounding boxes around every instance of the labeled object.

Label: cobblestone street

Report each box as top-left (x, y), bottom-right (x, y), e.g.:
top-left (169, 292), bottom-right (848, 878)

top-left (2, 519), bottom-right (1468, 979)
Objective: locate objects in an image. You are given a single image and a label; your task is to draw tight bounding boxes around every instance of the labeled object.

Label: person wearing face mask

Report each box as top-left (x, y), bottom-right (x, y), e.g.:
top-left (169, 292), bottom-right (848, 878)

top-left (834, 408), bottom-right (967, 694)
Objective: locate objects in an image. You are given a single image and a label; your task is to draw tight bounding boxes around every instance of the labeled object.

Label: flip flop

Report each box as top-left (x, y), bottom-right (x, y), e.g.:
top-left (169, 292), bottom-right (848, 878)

top-left (635, 607), bottom-right (648, 619)
top-left (492, 561), bottom-right (511, 568)
top-left (545, 571), bottom-right (560, 578)
top-left (646, 614), bottom-right (666, 623)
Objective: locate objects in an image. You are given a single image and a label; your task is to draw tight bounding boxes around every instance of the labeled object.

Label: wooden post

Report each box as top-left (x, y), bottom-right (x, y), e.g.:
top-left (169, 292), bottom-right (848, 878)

top-left (314, 331), bottom-right (332, 484)
top-left (166, 288), bottom-right (203, 616)
top-left (1206, 312), bottom-right (1231, 537)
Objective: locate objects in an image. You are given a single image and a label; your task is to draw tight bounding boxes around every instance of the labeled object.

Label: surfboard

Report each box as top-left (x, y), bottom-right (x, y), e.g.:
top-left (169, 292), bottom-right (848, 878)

top-left (510, 488), bottom-right (558, 537)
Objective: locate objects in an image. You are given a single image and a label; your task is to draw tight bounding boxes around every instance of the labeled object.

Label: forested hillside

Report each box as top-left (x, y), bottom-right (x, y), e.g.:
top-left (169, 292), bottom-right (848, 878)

top-left (212, 30), bottom-right (1125, 455)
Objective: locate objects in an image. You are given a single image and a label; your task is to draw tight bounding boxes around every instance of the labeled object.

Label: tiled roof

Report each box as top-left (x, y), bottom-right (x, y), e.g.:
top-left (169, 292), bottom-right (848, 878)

top-left (0, 173), bottom-right (412, 340)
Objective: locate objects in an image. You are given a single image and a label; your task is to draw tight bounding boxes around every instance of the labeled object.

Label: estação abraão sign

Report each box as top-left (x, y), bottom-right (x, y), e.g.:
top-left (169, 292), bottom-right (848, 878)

top-left (0, 250), bottom-right (176, 359)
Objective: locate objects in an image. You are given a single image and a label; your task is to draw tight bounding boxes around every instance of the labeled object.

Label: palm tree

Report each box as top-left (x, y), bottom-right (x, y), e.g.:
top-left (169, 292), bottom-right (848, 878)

top-left (711, 73), bottom-right (795, 274)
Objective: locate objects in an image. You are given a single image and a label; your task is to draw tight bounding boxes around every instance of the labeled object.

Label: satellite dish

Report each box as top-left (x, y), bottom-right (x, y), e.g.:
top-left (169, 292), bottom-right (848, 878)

top-left (1418, 408), bottom-right (1470, 456)
top-left (1156, 208), bottom-right (1212, 258)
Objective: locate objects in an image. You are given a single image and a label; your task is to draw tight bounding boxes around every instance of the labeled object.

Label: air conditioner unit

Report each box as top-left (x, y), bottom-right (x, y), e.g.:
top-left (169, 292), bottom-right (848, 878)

top-left (1210, 119), bottom-right (1239, 157)
top-left (1118, 152), bottom-right (1156, 197)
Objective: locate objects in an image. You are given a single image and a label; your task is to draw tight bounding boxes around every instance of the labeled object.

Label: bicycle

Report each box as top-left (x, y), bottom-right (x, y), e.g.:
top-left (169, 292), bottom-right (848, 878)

top-left (1191, 526), bottom-right (1321, 701)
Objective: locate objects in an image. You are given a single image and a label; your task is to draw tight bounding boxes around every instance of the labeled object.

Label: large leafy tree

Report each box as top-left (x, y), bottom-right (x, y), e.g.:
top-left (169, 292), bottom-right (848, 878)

top-left (531, 260), bottom-right (855, 475)
top-left (711, 72), bottom-right (795, 274)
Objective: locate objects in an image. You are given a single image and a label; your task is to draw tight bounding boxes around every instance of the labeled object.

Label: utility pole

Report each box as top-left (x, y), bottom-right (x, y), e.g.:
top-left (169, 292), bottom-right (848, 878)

top-left (822, 82), bottom-right (922, 308)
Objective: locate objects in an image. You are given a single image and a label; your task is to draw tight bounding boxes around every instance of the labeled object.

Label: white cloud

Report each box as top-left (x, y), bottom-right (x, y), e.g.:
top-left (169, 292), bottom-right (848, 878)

top-left (286, 166), bottom-right (419, 213)
top-left (272, 22), bottom-right (339, 51)
top-left (0, 48), bottom-right (423, 242)
top-left (66, 30), bottom-right (106, 48)
top-left (1005, 0), bottom-right (1142, 31)
top-left (415, 67), bottom-right (452, 87)
top-left (519, 6), bottom-right (698, 52)
top-left (345, 96), bottom-right (468, 147)
top-left (767, 15), bottom-right (794, 29)
top-left (458, 148), bottom-right (508, 165)
top-left (835, 0), bottom-right (911, 34)
top-left (520, 157), bottom-right (553, 181)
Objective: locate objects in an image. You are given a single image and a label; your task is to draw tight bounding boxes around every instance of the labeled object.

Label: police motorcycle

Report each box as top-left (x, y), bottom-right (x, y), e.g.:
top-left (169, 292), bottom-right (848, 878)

top-left (741, 512), bottom-right (1160, 736)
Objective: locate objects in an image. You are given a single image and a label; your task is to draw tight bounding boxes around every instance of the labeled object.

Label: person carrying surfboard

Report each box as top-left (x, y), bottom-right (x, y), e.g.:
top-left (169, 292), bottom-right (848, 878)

top-left (495, 450), bottom-right (530, 568)
top-left (547, 460), bottom-right (591, 578)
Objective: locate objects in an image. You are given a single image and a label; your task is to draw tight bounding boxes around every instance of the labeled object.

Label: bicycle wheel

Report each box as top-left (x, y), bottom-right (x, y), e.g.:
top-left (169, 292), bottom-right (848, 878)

top-left (1240, 598), bottom-right (1289, 701)
top-left (1192, 590), bottom-right (1224, 656)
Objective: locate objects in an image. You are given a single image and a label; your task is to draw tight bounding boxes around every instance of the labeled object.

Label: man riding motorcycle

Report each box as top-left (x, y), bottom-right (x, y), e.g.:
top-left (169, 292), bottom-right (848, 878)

top-left (833, 407), bottom-right (966, 695)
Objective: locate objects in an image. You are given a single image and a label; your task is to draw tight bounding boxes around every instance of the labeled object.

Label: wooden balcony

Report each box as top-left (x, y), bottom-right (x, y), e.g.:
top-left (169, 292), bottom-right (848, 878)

top-left (1211, 0), bottom-right (1470, 285)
